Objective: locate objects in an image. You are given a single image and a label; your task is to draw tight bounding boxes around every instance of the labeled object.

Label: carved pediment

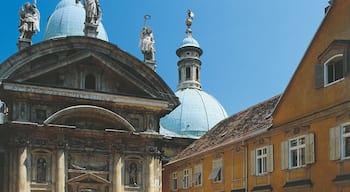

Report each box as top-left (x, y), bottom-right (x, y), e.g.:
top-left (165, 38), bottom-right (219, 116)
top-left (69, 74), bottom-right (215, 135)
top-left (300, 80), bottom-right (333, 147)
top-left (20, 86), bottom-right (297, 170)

top-left (13, 51), bottom-right (151, 98)
top-left (0, 37), bottom-right (180, 108)
top-left (68, 173), bottom-right (110, 184)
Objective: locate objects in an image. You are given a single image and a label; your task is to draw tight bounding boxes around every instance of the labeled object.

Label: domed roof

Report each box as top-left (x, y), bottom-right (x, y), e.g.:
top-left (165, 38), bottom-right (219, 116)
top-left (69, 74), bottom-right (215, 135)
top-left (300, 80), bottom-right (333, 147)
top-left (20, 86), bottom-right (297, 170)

top-left (160, 88), bottom-right (228, 138)
top-left (180, 36), bottom-right (200, 48)
top-left (43, 0), bottom-right (108, 41)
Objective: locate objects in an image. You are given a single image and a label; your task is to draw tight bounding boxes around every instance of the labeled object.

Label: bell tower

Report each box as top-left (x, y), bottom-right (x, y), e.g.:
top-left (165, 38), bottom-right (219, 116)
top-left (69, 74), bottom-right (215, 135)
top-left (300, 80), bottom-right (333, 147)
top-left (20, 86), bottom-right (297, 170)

top-left (176, 10), bottom-right (203, 90)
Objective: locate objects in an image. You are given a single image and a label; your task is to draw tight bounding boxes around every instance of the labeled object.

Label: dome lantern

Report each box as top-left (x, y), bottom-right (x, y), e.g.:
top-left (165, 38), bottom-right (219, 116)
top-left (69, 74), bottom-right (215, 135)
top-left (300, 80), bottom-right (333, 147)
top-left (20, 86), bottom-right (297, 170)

top-left (176, 10), bottom-right (203, 91)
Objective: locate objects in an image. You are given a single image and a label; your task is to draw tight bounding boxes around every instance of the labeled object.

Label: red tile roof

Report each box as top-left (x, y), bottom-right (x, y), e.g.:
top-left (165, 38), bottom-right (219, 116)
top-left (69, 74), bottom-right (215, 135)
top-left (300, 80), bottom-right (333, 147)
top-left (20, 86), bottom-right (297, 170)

top-left (168, 95), bottom-right (280, 163)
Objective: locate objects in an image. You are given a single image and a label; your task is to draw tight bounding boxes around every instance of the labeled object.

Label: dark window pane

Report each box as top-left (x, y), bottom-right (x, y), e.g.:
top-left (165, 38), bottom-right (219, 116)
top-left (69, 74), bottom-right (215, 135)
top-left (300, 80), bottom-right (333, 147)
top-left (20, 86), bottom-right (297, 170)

top-left (85, 74), bottom-right (96, 90)
top-left (327, 64), bottom-right (334, 83)
top-left (345, 137), bottom-right (350, 157)
top-left (334, 60), bottom-right (344, 81)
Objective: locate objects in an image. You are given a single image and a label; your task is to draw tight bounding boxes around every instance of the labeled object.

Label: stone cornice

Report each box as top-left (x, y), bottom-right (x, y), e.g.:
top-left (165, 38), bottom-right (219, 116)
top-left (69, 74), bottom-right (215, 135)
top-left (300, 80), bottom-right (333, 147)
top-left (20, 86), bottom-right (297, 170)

top-left (2, 82), bottom-right (171, 110)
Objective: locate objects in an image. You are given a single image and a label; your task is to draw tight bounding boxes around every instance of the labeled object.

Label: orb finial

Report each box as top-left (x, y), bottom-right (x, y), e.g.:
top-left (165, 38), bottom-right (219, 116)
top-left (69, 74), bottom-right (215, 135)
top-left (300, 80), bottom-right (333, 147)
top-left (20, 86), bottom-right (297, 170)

top-left (186, 10), bottom-right (194, 27)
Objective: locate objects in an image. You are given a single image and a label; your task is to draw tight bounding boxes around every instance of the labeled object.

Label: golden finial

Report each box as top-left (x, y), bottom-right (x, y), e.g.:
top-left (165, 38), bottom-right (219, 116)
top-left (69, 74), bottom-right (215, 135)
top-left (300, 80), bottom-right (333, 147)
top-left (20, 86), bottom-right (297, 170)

top-left (186, 10), bottom-right (194, 29)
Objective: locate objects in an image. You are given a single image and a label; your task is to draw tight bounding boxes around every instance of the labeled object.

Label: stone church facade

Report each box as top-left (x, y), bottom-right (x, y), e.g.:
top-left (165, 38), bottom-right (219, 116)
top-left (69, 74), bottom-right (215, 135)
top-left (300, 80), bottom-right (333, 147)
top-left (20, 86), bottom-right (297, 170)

top-left (0, 36), bottom-right (181, 192)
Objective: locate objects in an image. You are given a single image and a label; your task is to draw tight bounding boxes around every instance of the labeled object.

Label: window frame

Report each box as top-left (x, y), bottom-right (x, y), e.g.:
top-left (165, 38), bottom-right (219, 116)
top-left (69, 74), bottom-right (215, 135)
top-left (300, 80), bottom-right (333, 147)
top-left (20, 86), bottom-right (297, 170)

top-left (194, 164), bottom-right (202, 186)
top-left (171, 172), bottom-right (178, 191)
top-left (256, 146), bottom-right (268, 175)
top-left (182, 169), bottom-right (189, 189)
top-left (324, 54), bottom-right (344, 86)
top-left (288, 135), bottom-right (306, 169)
top-left (342, 124), bottom-right (350, 159)
top-left (209, 158), bottom-right (223, 183)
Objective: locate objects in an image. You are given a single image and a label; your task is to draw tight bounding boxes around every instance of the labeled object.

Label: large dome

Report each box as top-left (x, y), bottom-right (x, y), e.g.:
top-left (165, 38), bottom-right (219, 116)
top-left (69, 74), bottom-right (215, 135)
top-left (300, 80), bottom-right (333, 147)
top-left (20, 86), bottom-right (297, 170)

top-left (160, 88), bottom-right (228, 138)
top-left (43, 0), bottom-right (108, 41)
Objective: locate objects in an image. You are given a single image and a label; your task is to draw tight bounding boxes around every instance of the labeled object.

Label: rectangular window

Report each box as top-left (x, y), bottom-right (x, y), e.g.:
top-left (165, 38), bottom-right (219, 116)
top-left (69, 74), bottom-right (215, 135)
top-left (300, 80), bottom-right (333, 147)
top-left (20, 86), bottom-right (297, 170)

top-left (194, 164), bottom-right (202, 186)
top-left (183, 169), bottom-right (189, 189)
top-left (171, 172), bottom-right (178, 191)
top-left (209, 158), bottom-right (223, 182)
top-left (256, 147), bottom-right (267, 175)
top-left (343, 125), bottom-right (350, 158)
top-left (289, 136), bottom-right (306, 168)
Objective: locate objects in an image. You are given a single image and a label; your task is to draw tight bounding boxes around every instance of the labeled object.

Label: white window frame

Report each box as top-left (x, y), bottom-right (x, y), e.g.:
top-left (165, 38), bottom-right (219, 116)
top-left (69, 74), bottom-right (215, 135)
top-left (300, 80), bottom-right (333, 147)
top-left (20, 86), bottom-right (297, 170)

top-left (324, 54), bottom-right (344, 86)
top-left (256, 147), bottom-right (268, 175)
top-left (289, 135), bottom-right (306, 169)
top-left (209, 158), bottom-right (223, 183)
top-left (342, 124), bottom-right (350, 159)
top-left (183, 169), bottom-right (189, 189)
top-left (171, 172), bottom-right (178, 191)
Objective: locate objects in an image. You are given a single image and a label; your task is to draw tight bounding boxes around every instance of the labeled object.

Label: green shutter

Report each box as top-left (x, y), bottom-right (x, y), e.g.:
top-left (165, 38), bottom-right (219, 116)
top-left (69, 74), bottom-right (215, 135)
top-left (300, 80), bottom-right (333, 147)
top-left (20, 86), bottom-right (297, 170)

top-left (314, 64), bottom-right (324, 88)
top-left (250, 150), bottom-right (256, 176)
top-left (330, 126), bottom-right (341, 160)
top-left (280, 141), bottom-right (289, 170)
top-left (267, 145), bottom-right (274, 172)
top-left (305, 133), bottom-right (315, 164)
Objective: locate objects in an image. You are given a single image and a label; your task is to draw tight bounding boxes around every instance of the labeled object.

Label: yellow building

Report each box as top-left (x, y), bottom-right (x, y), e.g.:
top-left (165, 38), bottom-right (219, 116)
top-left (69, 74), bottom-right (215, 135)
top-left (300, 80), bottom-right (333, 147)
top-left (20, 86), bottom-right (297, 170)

top-left (163, 0), bottom-right (350, 191)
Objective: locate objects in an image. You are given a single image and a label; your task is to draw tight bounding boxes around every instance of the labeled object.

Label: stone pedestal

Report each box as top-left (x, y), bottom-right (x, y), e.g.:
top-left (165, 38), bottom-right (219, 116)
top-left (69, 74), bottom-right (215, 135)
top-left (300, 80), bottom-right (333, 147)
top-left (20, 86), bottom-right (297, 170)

top-left (17, 38), bottom-right (32, 50)
top-left (84, 23), bottom-right (99, 38)
top-left (145, 60), bottom-right (156, 71)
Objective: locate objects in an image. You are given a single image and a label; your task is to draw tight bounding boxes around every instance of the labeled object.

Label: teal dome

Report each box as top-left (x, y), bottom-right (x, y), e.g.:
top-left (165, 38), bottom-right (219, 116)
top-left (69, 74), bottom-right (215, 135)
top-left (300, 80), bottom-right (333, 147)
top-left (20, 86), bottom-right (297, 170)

top-left (160, 88), bottom-right (228, 138)
top-left (43, 0), bottom-right (108, 41)
top-left (180, 36), bottom-right (200, 48)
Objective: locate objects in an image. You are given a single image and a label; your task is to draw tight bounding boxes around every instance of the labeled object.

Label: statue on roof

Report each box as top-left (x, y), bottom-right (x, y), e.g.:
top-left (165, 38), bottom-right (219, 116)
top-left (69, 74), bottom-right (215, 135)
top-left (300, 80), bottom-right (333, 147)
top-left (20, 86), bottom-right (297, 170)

top-left (83, 0), bottom-right (101, 26)
top-left (18, 1), bottom-right (40, 40)
top-left (139, 15), bottom-right (155, 63)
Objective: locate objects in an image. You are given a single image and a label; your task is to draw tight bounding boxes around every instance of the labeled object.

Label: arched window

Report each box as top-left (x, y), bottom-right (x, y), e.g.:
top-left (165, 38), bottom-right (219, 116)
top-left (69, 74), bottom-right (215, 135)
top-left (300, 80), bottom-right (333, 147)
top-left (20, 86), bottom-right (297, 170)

top-left (37, 158), bottom-right (47, 183)
top-left (196, 67), bottom-right (199, 81)
top-left (325, 54), bottom-right (344, 85)
top-left (85, 74), bottom-right (96, 90)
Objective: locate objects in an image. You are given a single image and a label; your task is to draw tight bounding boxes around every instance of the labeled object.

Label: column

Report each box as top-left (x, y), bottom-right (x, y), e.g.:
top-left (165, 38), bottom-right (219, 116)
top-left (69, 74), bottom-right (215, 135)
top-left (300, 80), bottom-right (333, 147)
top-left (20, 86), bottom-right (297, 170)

top-left (113, 153), bottom-right (123, 192)
top-left (147, 155), bottom-right (155, 192)
top-left (18, 146), bottom-right (28, 192)
top-left (56, 149), bottom-right (65, 192)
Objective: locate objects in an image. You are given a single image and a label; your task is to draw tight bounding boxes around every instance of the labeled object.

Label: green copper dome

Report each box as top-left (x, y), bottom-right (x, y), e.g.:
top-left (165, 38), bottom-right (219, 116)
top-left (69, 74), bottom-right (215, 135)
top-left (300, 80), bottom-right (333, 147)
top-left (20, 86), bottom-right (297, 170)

top-left (43, 0), bottom-right (108, 41)
top-left (160, 88), bottom-right (228, 138)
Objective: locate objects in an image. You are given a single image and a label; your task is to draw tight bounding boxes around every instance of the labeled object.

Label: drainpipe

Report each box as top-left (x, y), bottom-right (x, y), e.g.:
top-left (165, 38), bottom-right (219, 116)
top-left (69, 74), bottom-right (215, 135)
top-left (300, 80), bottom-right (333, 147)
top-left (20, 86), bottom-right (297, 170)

top-left (243, 140), bottom-right (248, 192)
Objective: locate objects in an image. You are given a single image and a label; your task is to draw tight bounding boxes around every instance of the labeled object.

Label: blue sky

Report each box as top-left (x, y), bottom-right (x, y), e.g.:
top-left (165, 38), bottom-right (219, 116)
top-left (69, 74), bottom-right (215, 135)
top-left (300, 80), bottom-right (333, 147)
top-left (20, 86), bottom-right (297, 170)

top-left (0, 0), bottom-right (328, 115)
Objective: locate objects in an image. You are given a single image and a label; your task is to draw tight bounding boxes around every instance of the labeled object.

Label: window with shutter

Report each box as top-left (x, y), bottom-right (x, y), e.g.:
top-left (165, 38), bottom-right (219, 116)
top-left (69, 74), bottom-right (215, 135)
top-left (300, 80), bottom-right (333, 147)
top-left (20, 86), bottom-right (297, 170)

top-left (183, 169), bottom-right (189, 189)
top-left (305, 133), bottom-right (315, 164)
top-left (209, 158), bottom-right (223, 182)
top-left (253, 145), bottom-right (274, 175)
top-left (194, 164), bottom-right (202, 186)
top-left (171, 172), bottom-right (178, 191)
top-left (324, 54), bottom-right (344, 86)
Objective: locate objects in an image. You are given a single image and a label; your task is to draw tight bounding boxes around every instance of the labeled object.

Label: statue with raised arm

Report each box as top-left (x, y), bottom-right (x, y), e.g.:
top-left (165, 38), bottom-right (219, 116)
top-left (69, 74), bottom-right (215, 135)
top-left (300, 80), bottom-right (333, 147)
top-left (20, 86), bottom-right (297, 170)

top-left (139, 15), bottom-right (155, 62)
top-left (18, 1), bottom-right (40, 40)
top-left (84, 0), bottom-right (101, 25)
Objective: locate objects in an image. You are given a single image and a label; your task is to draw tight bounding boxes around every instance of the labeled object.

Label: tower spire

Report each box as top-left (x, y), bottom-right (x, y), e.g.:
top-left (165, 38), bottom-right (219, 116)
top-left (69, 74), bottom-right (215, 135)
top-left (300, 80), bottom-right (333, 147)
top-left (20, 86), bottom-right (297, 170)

top-left (139, 15), bottom-right (156, 71)
top-left (176, 10), bottom-right (203, 90)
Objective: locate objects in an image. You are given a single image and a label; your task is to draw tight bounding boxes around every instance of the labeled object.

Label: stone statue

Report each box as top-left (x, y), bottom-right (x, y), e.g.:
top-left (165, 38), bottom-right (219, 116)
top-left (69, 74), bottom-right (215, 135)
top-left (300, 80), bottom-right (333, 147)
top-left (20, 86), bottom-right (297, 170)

top-left (18, 1), bottom-right (40, 40)
top-left (83, 0), bottom-right (101, 25)
top-left (140, 27), bottom-right (155, 61)
top-left (128, 162), bottom-right (138, 185)
top-left (37, 158), bottom-right (46, 183)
